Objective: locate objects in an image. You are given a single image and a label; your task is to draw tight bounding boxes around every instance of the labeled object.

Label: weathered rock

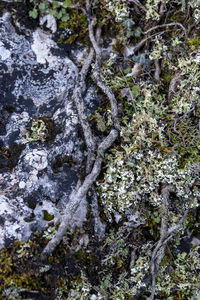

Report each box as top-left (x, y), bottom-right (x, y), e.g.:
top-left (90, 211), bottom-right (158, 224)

top-left (0, 11), bottom-right (93, 248)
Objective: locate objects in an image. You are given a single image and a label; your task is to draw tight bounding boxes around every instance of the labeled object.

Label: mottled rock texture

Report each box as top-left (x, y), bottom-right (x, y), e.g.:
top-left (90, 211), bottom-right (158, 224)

top-left (0, 11), bottom-right (92, 248)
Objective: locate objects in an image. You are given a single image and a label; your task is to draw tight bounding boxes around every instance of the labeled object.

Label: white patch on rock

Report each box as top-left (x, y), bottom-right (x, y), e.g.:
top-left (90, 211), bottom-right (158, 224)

top-left (19, 181), bottom-right (26, 189)
top-left (0, 41), bottom-right (11, 60)
top-left (0, 195), bottom-right (32, 249)
top-left (31, 29), bottom-right (57, 65)
top-left (0, 195), bottom-right (12, 214)
top-left (24, 149), bottom-right (48, 170)
top-left (40, 14), bottom-right (57, 33)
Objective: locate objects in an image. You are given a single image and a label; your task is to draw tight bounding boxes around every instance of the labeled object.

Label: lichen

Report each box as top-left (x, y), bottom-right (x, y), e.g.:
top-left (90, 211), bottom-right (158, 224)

top-left (3, 1), bottom-right (200, 299)
top-left (25, 118), bottom-right (48, 142)
top-left (25, 117), bottom-right (56, 143)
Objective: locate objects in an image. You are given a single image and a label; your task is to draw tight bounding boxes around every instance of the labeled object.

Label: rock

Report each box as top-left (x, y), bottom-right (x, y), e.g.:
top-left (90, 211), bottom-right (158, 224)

top-left (40, 14), bottom-right (57, 34)
top-left (0, 10), bottom-right (94, 248)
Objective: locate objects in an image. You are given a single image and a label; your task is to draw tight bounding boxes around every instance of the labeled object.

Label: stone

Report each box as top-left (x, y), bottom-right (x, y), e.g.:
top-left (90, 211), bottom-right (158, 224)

top-left (0, 10), bottom-right (95, 248)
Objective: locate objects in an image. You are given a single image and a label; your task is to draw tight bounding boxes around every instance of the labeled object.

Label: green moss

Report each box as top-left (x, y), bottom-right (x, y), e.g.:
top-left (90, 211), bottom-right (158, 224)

top-left (188, 37), bottom-right (200, 48)
top-left (0, 241), bottom-right (45, 293)
top-left (162, 72), bottom-right (171, 84)
top-left (43, 210), bottom-right (54, 221)
top-left (59, 10), bottom-right (88, 45)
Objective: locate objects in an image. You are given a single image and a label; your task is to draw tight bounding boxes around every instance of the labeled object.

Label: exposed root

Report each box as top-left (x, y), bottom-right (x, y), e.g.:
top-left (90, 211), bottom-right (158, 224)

top-left (42, 129), bottom-right (118, 257)
top-left (86, 5), bottom-right (120, 131)
top-left (72, 49), bottom-right (96, 174)
top-left (148, 185), bottom-right (188, 300)
top-left (42, 0), bottom-right (119, 257)
top-left (144, 22), bottom-right (187, 38)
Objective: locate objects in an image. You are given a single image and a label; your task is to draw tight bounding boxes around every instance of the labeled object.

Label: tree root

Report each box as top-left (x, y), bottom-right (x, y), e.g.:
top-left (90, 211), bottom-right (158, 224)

top-left (42, 0), bottom-right (119, 257)
top-left (144, 22), bottom-right (187, 38)
top-left (72, 51), bottom-right (96, 174)
top-left (42, 129), bottom-right (118, 257)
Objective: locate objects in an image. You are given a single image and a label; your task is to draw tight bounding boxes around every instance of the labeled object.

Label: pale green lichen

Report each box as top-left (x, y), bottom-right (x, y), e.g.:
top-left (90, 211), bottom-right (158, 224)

top-left (156, 246), bottom-right (200, 297)
top-left (56, 272), bottom-right (93, 300)
top-left (145, 0), bottom-right (169, 20)
top-left (98, 127), bottom-right (200, 219)
top-left (105, 0), bottom-right (129, 23)
top-left (43, 225), bottom-right (57, 240)
top-left (170, 52), bottom-right (200, 114)
top-left (25, 119), bottom-right (48, 142)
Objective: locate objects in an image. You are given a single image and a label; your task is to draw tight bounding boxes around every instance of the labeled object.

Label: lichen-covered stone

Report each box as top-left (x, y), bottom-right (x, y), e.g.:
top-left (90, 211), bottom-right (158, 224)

top-left (0, 11), bottom-right (92, 248)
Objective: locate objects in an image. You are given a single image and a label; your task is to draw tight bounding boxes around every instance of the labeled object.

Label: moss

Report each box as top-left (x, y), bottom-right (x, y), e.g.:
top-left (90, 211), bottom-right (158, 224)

top-left (0, 241), bottom-right (45, 293)
top-left (59, 10), bottom-right (88, 45)
top-left (43, 210), bottom-right (54, 221)
top-left (188, 37), bottom-right (200, 48)
top-left (162, 72), bottom-right (171, 84)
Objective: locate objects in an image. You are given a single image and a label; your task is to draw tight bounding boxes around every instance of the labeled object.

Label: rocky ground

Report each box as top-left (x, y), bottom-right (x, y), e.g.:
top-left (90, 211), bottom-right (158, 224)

top-left (0, 1), bottom-right (200, 299)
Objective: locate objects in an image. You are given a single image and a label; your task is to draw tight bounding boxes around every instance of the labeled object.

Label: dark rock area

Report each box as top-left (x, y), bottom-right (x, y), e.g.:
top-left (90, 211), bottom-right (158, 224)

top-left (0, 9), bottom-right (97, 248)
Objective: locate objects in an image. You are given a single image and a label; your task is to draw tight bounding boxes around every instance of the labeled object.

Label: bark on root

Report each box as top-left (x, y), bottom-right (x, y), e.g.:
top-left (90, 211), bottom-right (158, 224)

top-left (42, 1), bottom-right (120, 257)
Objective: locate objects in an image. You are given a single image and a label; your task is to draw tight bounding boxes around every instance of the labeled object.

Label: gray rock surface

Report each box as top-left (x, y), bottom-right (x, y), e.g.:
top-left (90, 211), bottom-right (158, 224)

top-left (0, 11), bottom-right (93, 248)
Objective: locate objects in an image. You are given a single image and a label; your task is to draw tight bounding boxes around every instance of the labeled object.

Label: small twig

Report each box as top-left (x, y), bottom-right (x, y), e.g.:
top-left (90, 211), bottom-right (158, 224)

top-left (16, 288), bottom-right (40, 294)
top-left (167, 210), bottom-right (188, 236)
top-left (143, 22), bottom-right (187, 38)
top-left (124, 31), bottom-right (165, 57)
top-left (149, 209), bottom-right (188, 300)
top-left (42, 129), bottom-right (118, 257)
top-left (159, 2), bottom-right (167, 15)
top-left (148, 200), bottom-right (188, 300)
top-left (148, 185), bottom-right (174, 300)
top-left (130, 248), bottom-right (136, 269)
